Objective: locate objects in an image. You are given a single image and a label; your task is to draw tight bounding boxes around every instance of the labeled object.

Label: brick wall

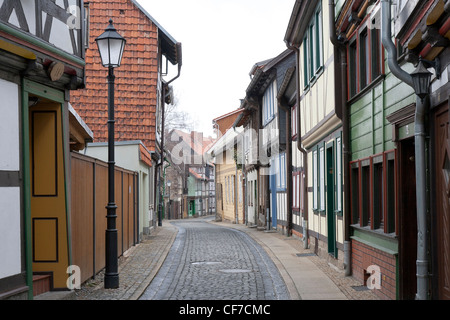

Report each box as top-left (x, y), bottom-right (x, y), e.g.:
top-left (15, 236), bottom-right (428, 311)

top-left (71, 0), bottom-right (159, 152)
top-left (351, 239), bottom-right (397, 300)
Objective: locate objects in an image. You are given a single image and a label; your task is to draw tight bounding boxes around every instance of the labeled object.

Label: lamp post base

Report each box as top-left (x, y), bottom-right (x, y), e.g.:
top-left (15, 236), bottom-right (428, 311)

top-left (104, 274), bottom-right (119, 289)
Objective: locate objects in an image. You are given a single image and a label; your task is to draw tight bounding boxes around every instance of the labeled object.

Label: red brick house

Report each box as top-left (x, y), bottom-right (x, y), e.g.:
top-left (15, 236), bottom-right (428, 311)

top-left (71, 0), bottom-right (182, 235)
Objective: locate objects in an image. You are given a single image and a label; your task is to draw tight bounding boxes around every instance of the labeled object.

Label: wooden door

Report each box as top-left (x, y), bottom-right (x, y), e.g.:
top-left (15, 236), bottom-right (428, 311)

top-left (435, 104), bottom-right (450, 300)
top-left (398, 137), bottom-right (417, 300)
top-left (29, 101), bottom-right (69, 290)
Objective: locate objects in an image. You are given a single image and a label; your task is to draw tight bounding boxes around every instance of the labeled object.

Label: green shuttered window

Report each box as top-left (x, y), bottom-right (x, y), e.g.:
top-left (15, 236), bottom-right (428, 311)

top-left (303, 3), bottom-right (323, 88)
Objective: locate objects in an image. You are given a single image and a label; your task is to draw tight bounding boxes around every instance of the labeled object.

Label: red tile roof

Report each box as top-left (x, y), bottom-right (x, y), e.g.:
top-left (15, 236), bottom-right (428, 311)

top-left (70, 0), bottom-right (160, 152)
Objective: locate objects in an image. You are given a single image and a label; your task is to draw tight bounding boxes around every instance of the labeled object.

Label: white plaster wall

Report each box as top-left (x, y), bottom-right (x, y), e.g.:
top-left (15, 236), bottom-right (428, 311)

top-left (0, 187), bottom-right (21, 279)
top-left (0, 78), bottom-right (20, 171)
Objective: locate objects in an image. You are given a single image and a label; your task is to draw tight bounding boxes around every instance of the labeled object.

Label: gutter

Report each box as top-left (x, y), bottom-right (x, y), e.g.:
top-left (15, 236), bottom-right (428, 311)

top-left (381, 0), bottom-right (428, 300)
top-left (329, 0), bottom-right (352, 277)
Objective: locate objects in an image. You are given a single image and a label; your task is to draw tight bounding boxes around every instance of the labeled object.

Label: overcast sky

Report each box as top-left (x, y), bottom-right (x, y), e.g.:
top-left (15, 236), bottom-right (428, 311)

top-left (139, 0), bottom-right (296, 138)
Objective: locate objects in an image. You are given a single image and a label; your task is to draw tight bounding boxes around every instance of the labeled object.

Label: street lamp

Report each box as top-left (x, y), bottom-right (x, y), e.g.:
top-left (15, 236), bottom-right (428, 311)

top-left (411, 58), bottom-right (432, 101)
top-left (167, 181), bottom-right (172, 220)
top-left (95, 19), bottom-right (126, 289)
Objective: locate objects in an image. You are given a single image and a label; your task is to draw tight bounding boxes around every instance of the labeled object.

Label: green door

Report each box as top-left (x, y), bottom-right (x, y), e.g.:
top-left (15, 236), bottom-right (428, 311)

top-left (189, 200), bottom-right (195, 216)
top-left (327, 144), bottom-right (337, 258)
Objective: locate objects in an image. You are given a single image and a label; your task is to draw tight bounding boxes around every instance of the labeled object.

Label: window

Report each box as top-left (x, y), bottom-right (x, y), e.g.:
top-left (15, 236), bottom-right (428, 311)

top-left (277, 153), bottom-right (286, 190)
top-left (372, 156), bottom-right (383, 230)
top-left (226, 176), bottom-right (229, 203)
top-left (293, 172), bottom-right (298, 209)
top-left (349, 39), bottom-right (357, 97)
top-left (293, 171), bottom-right (303, 211)
top-left (385, 153), bottom-right (396, 233)
top-left (371, 29), bottom-right (382, 79)
top-left (303, 3), bottom-right (323, 87)
top-left (263, 81), bottom-right (277, 125)
top-left (313, 144), bottom-right (325, 212)
top-left (319, 146), bottom-right (325, 212)
top-left (361, 160), bottom-right (371, 227)
top-left (350, 162), bottom-right (360, 224)
top-left (350, 152), bottom-right (397, 234)
top-left (231, 175), bottom-right (235, 203)
top-left (83, 2), bottom-right (90, 49)
top-left (347, 21), bottom-right (384, 99)
top-left (238, 174), bottom-right (242, 204)
top-left (359, 28), bottom-right (370, 90)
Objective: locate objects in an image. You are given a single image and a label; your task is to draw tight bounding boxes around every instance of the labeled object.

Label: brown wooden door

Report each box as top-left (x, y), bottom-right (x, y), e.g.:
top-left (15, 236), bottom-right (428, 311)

top-left (435, 104), bottom-right (450, 300)
top-left (398, 137), bottom-right (417, 300)
top-left (29, 101), bottom-right (69, 290)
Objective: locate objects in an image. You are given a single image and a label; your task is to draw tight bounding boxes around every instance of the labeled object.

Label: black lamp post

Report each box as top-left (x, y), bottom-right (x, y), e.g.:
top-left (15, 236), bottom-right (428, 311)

top-left (95, 19), bottom-right (126, 289)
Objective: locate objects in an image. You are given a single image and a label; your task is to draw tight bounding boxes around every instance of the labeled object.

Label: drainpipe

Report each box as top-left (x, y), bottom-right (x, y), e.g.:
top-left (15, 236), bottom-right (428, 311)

top-left (287, 44), bottom-right (309, 249)
top-left (278, 98), bottom-right (293, 236)
top-left (381, 0), bottom-right (428, 300)
top-left (329, 0), bottom-right (352, 277)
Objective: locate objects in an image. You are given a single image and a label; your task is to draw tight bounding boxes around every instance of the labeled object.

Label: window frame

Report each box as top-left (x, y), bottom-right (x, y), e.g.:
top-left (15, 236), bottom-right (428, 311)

top-left (319, 144), bottom-right (325, 213)
top-left (350, 151), bottom-right (398, 235)
top-left (276, 152), bottom-right (287, 191)
top-left (350, 161), bottom-right (360, 225)
top-left (83, 2), bottom-right (90, 49)
top-left (263, 81), bottom-right (277, 126)
top-left (313, 143), bottom-right (326, 214)
top-left (312, 149), bottom-right (318, 210)
top-left (303, 2), bottom-right (324, 89)
top-left (346, 18), bottom-right (385, 100)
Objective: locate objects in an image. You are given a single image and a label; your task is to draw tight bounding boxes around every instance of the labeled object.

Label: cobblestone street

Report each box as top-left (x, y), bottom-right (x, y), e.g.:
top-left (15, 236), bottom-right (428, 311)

top-left (47, 216), bottom-right (380, 301)
top-left (139, 218), bottom-right (290, 300)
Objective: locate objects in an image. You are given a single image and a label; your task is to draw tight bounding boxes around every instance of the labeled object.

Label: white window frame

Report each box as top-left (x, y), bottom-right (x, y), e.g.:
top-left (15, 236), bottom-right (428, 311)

top-left (262, 81), bottom-right (277, 125)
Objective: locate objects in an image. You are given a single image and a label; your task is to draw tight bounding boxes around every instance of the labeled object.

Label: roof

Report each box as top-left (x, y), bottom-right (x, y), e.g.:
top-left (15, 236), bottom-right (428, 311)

top-left (284, 0), bottom-right (318, 47)
top-left (207, 126), bottom-right (244, 157)
top-left (69, 103), bottom-right (94, 151)
top-left (212, 108), bottom-right (244, 122)
top-left (131, 0), bottom-right (180, 65)
top-left (170, 129), bottom-right (216, 157)
top-left (212, 108), bottom-right (244, 137)
top-left (189, 168), bottom-right (205, 180)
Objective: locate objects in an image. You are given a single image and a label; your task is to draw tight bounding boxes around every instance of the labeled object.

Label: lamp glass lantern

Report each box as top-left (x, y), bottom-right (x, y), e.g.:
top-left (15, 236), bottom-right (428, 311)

top-left (95, 19), bottom-right (126, 68)
top-left (411, 59), bottom-right (432, 100)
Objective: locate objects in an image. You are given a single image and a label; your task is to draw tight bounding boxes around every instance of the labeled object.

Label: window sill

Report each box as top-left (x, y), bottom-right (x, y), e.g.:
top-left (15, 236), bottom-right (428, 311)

top-left (304, 67), bottom-right (324, 92)
top-left (350, 224), bottom-right (397, 240)
top-left (348, 74), bottom-right (385, 105)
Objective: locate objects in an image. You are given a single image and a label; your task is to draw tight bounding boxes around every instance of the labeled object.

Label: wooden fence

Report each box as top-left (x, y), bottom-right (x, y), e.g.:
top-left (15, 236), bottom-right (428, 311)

top-left (70, 152), bottom-right (139, 284)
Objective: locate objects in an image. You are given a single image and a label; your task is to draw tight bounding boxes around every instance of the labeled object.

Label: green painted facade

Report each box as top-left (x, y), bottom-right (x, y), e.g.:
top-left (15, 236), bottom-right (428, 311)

top-left (187, 176), bottom-right (196, 197)
top-left (349, 63), bottom-right (415, 160)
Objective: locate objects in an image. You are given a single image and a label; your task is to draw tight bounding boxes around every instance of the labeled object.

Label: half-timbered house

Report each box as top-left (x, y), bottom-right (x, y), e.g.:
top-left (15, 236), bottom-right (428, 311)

top-left (0, 0), bottom-right (86, 299)
top-left (285, 0), bottom-right (346, 272)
